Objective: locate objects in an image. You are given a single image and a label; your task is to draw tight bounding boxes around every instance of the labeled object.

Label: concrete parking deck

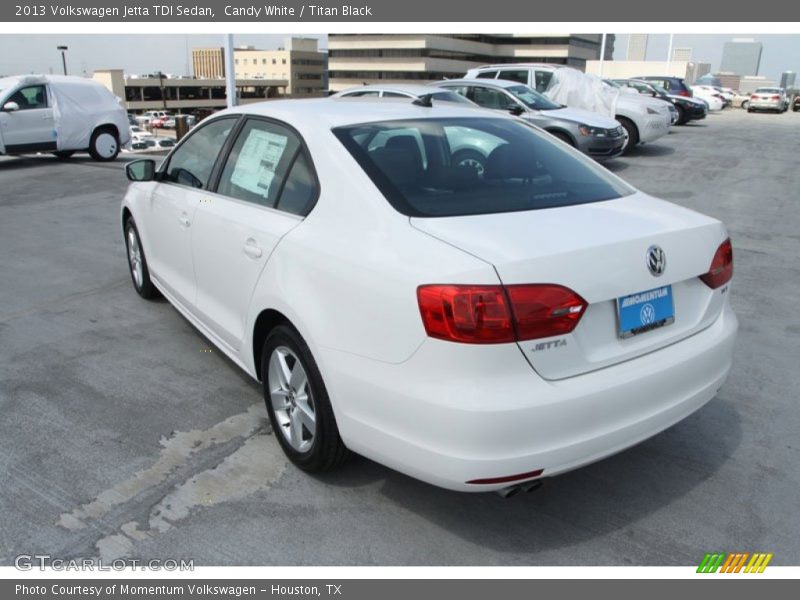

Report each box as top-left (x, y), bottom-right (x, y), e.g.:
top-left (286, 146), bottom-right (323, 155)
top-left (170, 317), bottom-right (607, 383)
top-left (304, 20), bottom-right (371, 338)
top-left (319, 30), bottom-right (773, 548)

top-left (1, 109), bottom-right (798, 566)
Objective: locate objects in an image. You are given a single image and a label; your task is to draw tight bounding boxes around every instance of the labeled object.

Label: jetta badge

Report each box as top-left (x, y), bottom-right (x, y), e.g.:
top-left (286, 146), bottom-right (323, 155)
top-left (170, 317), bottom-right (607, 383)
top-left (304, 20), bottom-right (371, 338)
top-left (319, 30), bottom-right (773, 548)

top-left (647, 245), bottom-right (666, 277)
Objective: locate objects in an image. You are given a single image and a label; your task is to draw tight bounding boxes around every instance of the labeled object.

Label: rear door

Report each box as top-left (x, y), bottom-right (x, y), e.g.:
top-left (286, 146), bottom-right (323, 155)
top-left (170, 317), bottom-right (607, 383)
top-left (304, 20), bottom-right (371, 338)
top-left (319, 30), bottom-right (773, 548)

top-left (190, 117), bottom-right (318, 350)
top-left (0, 84), bottom-right (56, 151)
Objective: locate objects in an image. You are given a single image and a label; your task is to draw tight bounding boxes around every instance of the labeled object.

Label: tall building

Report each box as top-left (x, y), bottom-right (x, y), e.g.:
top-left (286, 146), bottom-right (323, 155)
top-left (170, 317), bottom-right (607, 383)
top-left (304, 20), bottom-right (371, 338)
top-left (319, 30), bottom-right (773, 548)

top-left (671, 47), bottom-right (692, 62)
top-left (627, 34), bottom-right (648, 61)
top-left (192, 38), bottom-right (325, 96)
top-left (192, 47), bottom-right (225, 79)
top-left (720, 39), bottom-right (762, 76)
top-left (328, 34), bottom-right (613, 92)
top-left (780, 71), bottom-right (796, 89)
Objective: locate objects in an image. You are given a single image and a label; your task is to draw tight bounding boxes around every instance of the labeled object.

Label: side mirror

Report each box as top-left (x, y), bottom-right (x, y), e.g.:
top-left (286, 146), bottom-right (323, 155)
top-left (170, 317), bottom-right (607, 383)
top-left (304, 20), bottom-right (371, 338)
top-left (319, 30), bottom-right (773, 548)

top-left (3, 101), bottom-right (20, 112)
top-left (126, 159), bottom-right (156, 182)
top-left (509, 105), bottom-right (525, 116)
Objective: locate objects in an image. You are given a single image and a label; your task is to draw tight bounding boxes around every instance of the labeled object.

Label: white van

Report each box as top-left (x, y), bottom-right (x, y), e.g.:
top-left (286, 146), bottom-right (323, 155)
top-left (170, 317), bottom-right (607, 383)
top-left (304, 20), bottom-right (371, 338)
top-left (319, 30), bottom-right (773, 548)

top-left (0, 74), bottom-right (130, 161)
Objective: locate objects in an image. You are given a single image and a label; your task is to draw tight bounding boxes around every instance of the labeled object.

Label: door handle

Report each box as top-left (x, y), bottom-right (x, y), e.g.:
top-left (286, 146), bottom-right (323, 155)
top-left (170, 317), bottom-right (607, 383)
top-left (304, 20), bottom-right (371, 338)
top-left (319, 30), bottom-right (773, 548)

top-left (179, 212), bottom-right (191, 228)
top-left (243, 238), bottom-right (263, 259)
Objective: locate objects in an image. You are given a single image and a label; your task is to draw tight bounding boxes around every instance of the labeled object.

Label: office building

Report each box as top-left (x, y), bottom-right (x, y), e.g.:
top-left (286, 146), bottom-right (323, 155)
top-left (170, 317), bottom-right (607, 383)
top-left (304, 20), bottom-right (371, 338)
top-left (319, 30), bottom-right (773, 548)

top-left (192, 38), bottom-right (325, 96)
top-left (327, 34), bottom-right (613, 91)
top-left (671, 47), bottom-right (692, 62)
top-left (780, 71), bottom-right (796, 89)
top-left (720, 39), bottom-right (762, 77)
top-left (627, 34), bottom-right (648, 61)
top-left (192, 47), bottom-right (225, 79)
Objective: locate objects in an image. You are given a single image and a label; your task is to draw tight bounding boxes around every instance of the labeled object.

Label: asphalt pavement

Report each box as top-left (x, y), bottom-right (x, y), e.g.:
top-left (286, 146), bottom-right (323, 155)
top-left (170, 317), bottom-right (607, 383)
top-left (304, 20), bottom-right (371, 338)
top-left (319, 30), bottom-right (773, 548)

top-left (1, 108), bottom-right (798, 566)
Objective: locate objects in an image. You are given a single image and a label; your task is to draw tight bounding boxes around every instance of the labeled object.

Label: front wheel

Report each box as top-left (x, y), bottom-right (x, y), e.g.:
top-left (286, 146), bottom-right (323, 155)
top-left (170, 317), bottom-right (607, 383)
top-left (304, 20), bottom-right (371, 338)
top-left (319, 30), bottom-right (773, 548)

top-left (124, 218), bottom-right (159, 299)
top-left (617, 117), bottom-right (639, 154)
top-left (262, 325), bottom-right (349, 473)
top-left (89, 128), bottom-right (120, 161)
top-left (674, 105), bottom-right (687, 125)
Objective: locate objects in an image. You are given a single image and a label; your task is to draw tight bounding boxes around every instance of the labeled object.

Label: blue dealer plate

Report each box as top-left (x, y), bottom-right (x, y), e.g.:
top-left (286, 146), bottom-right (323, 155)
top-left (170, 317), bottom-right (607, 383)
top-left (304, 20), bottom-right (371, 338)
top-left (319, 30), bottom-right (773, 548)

top-left (617, 285), bottom-right (675, 338)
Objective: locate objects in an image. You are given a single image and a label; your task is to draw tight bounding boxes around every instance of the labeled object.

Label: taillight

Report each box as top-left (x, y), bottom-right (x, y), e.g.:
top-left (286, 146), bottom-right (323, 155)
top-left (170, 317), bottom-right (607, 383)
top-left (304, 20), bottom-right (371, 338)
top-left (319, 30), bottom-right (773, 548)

top-left (751, 95), bottom-right (758, 100)
top-left (679, 90), bottom-right (690, 97)
top-left (700, 238), bottom-right (733, 289)
top-left (771, 95), bottom-right (781, 100)
top-left (417, 284), bottom-right (587, 344)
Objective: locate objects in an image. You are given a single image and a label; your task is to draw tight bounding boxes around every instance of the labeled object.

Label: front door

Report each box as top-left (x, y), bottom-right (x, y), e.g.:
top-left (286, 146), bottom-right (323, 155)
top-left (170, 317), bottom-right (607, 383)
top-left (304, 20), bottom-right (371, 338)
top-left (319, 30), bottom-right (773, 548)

top-left (0, 84), bottom-right (56, 152)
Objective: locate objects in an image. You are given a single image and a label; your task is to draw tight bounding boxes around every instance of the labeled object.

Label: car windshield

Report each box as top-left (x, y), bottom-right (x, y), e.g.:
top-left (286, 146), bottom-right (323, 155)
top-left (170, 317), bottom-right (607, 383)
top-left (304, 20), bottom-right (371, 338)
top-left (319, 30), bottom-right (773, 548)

top-left (333, 117), bottom-right (634, 218)
top-left (506, 85), bottom-right (561, 110)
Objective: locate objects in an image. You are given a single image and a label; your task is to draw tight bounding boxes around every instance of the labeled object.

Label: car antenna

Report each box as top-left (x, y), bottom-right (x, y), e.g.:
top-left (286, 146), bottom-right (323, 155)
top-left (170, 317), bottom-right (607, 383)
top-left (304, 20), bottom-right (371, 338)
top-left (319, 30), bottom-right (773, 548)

top-left (412, 93), bottom-right (434, 107)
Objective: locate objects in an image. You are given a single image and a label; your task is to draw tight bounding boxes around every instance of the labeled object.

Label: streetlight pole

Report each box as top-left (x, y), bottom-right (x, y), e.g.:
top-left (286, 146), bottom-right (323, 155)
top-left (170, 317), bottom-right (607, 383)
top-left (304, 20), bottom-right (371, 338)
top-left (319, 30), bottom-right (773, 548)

top-left (57, 45), bottom-right (68, 75)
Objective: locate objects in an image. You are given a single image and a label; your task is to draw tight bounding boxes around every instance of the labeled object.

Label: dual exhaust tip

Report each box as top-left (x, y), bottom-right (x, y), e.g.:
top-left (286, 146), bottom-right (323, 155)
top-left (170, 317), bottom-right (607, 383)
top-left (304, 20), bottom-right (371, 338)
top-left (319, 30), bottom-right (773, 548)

top-left (496, 479), bottom-right (543, 498)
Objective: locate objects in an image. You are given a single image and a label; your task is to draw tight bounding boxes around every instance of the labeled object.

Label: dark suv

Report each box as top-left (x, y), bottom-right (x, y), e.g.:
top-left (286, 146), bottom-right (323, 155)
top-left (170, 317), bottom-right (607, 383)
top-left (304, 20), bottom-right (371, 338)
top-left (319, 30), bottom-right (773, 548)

top-left (637, 76), bottom-right (693, 97)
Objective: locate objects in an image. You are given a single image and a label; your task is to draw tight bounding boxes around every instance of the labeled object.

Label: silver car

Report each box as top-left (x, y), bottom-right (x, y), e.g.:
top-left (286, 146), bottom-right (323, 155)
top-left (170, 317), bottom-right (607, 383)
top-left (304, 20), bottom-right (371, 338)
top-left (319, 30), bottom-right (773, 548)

top-left (433, 79), bottom-right (626, 161)
top-left (747, 88), bottom-right (788, 113)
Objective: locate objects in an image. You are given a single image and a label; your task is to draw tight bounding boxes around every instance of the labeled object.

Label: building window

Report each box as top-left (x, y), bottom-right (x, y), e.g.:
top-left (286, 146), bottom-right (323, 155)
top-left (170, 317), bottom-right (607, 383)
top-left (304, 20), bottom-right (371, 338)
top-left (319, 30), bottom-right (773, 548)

top-left (272, 58), bottom-right (277, 64)
top-left (282, 58), bottom-right (286, 65)
top-left (262, 59), bottom-right (267, 64)
top-left (234, 59), bottom-right (239, 65)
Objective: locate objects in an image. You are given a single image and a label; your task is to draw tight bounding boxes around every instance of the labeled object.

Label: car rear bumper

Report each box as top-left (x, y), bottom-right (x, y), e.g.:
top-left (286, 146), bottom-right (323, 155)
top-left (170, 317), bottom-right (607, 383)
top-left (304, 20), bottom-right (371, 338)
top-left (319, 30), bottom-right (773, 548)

top-left (322, 302), bottom-right (738, 492)
top-left (749, 100), bottom-right (783, 110)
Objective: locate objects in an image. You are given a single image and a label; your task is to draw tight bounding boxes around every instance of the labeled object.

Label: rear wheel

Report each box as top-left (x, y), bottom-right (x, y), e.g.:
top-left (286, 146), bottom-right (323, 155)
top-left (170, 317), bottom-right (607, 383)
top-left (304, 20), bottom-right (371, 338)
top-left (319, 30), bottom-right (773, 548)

top-left (741, 100), bottom-right (749, 110)
top-left (617, 117), bottom-right (639, 153)
top-left (88, 127), bottom-right (120, 161)
top-left (262, 325), bottom-right (349, 473)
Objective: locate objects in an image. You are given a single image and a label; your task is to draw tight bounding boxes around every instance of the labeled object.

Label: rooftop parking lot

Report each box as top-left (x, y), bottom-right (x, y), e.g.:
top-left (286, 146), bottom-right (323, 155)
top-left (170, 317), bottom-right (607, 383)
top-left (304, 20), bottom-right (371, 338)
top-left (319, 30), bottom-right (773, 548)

top-left (1, 108), bottom-right (798, 566)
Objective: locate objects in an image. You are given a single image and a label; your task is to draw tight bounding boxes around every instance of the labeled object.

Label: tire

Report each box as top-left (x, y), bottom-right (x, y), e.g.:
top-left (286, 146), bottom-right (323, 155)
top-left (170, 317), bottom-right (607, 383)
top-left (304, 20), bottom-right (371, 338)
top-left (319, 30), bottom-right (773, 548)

top-left (124, 218), bottom-right (159, 300)
top-left (452, 149), bottom-right (487, 177)
top-left (617, 117), bottom-right (639, 154)
top-left (52, 150), bottom-right (75, 160)
top-left (747, 107), bottom-right (754, 113)
top-left (262, 325), bottom-right (349, 473)
top-left (674, 105), bottom-right (687, 125)
top-left (741, 101), bottom-right (749, 110)
top-left (88, 127), bottom-right (120, 162)
top-left (549, 131), bottom-right (575, 146)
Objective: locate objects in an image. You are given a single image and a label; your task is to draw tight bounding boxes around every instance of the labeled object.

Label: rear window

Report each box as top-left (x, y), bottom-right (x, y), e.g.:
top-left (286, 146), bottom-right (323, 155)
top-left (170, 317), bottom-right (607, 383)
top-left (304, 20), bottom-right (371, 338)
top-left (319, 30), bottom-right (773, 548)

top-left (333, 117), bottom-right (634, 218)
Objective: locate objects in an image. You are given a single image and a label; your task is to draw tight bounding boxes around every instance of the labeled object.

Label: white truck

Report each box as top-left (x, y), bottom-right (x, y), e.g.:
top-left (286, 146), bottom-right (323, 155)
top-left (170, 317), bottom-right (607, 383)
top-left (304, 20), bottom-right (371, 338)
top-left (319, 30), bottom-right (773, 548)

top-left (0, 74), bottom-right (130, 161)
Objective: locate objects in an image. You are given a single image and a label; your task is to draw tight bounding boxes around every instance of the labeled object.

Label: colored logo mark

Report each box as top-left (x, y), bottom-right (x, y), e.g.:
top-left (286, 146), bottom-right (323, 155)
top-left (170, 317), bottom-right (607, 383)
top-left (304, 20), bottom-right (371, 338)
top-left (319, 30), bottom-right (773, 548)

top-left (697, 552), bottom-right (773, 573)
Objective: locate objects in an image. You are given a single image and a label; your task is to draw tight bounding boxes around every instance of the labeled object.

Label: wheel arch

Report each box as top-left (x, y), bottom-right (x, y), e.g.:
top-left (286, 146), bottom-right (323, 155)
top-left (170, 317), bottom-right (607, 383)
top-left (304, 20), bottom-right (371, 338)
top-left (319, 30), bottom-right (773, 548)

top-left (252, 308), bottom-right (293, 382)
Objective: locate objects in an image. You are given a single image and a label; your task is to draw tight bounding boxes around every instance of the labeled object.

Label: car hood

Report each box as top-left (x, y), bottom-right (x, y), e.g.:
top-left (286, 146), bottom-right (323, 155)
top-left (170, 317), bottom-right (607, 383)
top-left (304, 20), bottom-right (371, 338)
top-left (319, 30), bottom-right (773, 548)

top-left (534, 106), bottom-right (620, 128)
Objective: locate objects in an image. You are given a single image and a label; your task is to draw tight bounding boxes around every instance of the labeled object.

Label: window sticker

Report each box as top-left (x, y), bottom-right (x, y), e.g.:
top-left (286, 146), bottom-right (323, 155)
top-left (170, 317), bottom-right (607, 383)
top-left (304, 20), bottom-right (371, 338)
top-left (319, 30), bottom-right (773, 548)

top-left (230, 128), bottom-right (289, 198)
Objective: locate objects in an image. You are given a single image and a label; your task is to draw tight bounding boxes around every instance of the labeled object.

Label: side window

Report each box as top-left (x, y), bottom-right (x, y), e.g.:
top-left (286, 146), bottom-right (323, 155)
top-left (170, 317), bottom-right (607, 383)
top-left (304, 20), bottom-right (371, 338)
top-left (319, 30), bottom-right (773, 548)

top-left (443, 85), bottom-right (470, 98)
top-left (498, 70), bottom-right (529, 85)
top-left (8, 85), bottom-right (48, 110)
top-left (534, 71), bottom-right (553, 93)
top-left (164, 117), bottom-right (236, 189)
top-left (382, 91), bottom-right (410, 98)
top-left (345, 90), bottom-right (380, 97)
top-left (276, 152), bottom-right (318, 216)
top-left (470, 86), bottom-right (516, 111)
top-left (217, 118), bottom-right (312, 213)
top-left (476, 70), bottom-right (498, 79)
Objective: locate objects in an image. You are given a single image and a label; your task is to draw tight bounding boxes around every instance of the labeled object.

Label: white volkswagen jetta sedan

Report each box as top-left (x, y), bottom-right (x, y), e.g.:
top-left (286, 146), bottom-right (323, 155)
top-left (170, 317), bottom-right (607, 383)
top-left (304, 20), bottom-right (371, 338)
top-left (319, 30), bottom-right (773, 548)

top-left (121, 98), bottom-right (737, 494)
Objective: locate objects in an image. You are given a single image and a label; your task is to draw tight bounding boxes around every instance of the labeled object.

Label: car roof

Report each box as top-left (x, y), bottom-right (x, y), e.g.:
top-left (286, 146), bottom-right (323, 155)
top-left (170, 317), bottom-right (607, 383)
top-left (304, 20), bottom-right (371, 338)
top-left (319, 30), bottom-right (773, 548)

top-left (215, 97), bottom-right (495, 128)
top-left (0, 74), bottom-right (104, 89)
top-left (469, 62), bottom-right (564, 71)
top-left (336, 83), bottom-right (451, 96)
top-left (435, 78), bottom-right (524, 89)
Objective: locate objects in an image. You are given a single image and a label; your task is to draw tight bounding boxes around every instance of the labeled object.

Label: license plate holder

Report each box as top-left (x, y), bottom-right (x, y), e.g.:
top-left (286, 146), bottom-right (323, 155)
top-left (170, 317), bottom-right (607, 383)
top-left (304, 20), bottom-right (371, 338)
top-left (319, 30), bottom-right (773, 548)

top-left (617, 285), bottom-right (675, 339)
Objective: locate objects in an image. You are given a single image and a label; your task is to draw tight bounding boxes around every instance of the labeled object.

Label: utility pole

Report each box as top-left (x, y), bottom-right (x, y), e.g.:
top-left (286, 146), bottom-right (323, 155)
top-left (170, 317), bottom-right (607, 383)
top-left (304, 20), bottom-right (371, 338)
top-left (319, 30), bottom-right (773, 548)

top-left (57, 45), bottom-right (68, 75)
top-left (599, 34), bottom-right (607, 77)
top-left (224, 34), bottom-right (237, 108)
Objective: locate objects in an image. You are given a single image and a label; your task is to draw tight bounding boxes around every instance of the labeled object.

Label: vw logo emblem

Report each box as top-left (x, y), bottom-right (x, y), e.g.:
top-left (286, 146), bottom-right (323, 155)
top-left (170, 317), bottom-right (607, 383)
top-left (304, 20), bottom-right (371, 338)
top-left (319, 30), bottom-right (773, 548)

top-left (647, 245), bottom-right (666, 277)
top-left (640, 303), bottom-right (656, 325)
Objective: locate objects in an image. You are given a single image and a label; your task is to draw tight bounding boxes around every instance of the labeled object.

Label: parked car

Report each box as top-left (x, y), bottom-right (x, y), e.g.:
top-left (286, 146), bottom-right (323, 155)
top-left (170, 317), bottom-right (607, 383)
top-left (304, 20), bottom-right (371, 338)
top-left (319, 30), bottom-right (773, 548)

top-left (747, 88), bottom-right (788, 113)
top-left (121, 99), bottom-right (737, 494)
top-left (607, 79), bottom-right (679, 124)
top-left (692, 85), bottom-right (730, 109)
top-left (689, 87), bottom-right (724, 111)
top-left (732, 91), bottom-right (751, 109)
top-left (136, 110), bottom-right (172, 127)
top-left (0, 74), bottom-right (130, 161)
top-left (332, 83), bottom-right (477, 106)
top-left (793, 95), bottom-right (800, 112)
top-left (611, 78), bottom-right (706, 125)
top-left (433, 79), bottom-right (625, 160)
top-left (636, 76), bottom-right (693, 98)
top-left (465, 63), bottom-right (671, 153)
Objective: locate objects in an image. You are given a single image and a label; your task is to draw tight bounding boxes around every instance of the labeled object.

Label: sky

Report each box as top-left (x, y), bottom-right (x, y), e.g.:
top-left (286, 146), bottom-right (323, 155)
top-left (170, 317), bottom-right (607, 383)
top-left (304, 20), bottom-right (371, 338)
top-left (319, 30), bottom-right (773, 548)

top-left (0, 33), bottom-right (797, 81)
